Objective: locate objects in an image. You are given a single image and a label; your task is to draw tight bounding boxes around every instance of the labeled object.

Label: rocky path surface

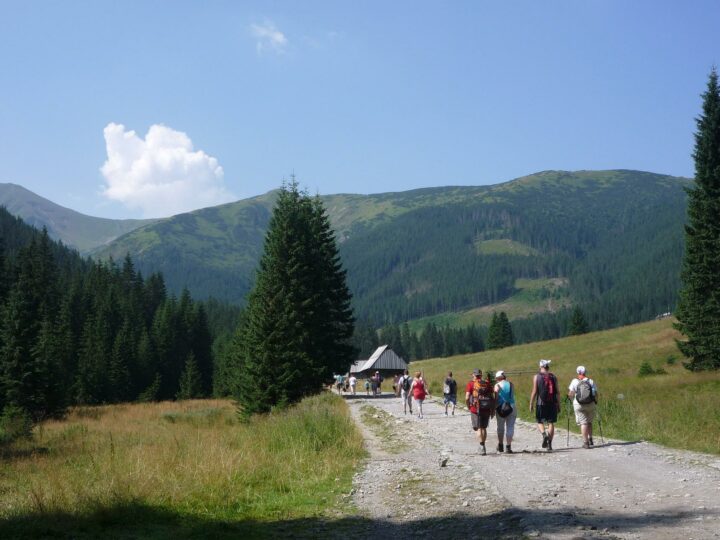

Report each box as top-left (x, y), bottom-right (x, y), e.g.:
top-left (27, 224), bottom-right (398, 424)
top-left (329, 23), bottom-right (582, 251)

top-left (344, 391), bottom-right (720, 539)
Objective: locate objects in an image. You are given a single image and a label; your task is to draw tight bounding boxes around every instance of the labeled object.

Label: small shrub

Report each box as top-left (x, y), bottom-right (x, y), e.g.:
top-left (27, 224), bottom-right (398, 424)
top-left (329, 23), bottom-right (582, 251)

top-left (0, 405), bottom-right (33, 443)
top-left (654, 367), bottom-right (668, 375)
top-left (665, 355), bottom-right (677, 365)
top-left (638, 361), bottom-right (655, 377)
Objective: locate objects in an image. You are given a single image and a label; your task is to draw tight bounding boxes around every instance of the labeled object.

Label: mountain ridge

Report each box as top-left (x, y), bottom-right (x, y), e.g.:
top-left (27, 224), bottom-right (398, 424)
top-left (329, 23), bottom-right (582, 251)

top-left (0, 182), bottom-right (159, 253)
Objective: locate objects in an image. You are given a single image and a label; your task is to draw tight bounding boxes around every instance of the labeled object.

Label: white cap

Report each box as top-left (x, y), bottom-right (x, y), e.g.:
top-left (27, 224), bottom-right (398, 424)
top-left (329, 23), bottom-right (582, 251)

top-left (495, 370), bottom-right (506, 379)
top-left (576, 365), bottom-right (586, 375)
top-left (539, 359), bottom-right (551, 368)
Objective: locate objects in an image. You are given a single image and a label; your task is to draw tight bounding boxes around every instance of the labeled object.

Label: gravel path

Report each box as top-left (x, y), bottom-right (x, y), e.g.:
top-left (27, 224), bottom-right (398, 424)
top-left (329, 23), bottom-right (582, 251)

top-left (344, 391), bottom-right (720, 539)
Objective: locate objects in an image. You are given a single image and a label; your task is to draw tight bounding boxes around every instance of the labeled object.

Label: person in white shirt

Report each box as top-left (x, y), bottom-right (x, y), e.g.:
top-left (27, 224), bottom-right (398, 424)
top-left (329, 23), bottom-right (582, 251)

top-left (398, 369), bottom-right (413, 415)
top-left (568, 365), bottom-right (598, 449)
top-left (348, 375), bottom-right (357, 395)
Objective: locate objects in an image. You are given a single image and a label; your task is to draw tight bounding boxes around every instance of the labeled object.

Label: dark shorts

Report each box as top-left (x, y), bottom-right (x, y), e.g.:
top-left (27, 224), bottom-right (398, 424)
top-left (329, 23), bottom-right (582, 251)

top-left (536, 403), bottom-right (558, 423)
top-left (471, 412), bottom-right (490, 430)
top-left (444, 394), bottom-right (457, 405)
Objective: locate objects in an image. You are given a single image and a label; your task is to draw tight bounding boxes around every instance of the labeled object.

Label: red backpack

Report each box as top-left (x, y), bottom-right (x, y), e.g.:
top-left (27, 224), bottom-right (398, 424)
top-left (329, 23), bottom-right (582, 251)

top-left (537, 372), bottom-right (557, 404)
top-left (470, 379), bottom-right (494, 412)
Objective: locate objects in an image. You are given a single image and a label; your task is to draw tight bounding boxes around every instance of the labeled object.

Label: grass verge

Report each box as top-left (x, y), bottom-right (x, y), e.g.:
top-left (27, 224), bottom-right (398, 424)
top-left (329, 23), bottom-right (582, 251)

top-left (0, 393), bottom-right (366, 538)
top-left (359, 404), bottom-right (409, 454)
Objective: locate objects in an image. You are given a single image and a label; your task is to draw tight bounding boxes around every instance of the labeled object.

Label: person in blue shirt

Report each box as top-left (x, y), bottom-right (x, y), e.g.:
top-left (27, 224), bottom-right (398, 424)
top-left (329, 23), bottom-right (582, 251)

top-left (494, 370), bottom-right (517, 454)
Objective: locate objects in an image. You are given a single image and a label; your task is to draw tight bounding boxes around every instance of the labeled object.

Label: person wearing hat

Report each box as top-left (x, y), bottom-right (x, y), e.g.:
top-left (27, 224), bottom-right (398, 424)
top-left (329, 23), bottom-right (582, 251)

top-left (493, 370), bottom-right (516, 453)
top-left (568, 365), bottom-right (598, 449)
top-left (465, 368), bottom-right (495, 455)
top-left (529, 359), bottom-right (560, 452)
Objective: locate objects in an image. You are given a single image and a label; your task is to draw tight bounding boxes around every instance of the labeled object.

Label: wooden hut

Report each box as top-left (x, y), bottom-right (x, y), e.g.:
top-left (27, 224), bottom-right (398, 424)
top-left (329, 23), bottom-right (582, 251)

top-left (350, 345), bottom-right (408, 379)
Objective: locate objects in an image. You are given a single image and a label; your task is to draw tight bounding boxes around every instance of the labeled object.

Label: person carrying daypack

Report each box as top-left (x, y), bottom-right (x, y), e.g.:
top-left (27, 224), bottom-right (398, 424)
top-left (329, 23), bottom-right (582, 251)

top-left (443, 371), bottom-right (458, 416)
top-left (568, 365), bottom-right (598, 449)
top-left (399, 369), bottom-right (413, 415)
top-left (529, 359), bottom-right (560, 452)
top-left (493, 370), bottom-right (516, 454)
top-left (465, 369), bottom-right (495, 455)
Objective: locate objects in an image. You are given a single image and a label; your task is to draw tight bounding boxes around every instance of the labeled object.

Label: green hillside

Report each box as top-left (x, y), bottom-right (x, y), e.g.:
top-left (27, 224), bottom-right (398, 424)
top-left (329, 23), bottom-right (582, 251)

top-left (0, 183), bottom-right (157, 253)
top-left (94, 170), bottom-right (688, 340)
top-left (415, 318), bottom-right (720, 455)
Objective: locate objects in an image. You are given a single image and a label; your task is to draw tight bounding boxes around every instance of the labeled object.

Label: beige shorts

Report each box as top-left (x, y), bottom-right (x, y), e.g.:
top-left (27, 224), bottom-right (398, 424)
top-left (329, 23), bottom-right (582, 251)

top-left (573, 401), bottom-right (596, 425)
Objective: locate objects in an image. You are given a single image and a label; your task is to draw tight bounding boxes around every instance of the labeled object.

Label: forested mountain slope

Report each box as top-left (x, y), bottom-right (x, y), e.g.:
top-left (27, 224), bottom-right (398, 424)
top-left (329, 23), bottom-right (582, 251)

top-left (0, 183), bottom-right (157, 253)
top-left (85, 170), bottom-right (692, 333)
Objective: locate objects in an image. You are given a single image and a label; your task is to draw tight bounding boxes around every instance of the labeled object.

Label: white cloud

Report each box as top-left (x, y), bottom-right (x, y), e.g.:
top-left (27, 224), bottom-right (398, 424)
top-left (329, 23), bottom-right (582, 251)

top-left (100, 123), bottom-right (235, 218)
top-left (251, 21), bottom-right (288, 54)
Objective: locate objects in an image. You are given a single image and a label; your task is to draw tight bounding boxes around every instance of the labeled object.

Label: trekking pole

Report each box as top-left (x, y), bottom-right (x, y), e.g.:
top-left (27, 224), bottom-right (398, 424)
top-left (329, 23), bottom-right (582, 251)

top-left (596, 406), bottom-right (605, 445)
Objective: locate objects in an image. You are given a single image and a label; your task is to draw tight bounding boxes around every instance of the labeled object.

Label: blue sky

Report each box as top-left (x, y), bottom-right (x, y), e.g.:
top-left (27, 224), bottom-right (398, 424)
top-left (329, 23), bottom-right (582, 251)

top-left (1, 1), bottom-right (718, 218)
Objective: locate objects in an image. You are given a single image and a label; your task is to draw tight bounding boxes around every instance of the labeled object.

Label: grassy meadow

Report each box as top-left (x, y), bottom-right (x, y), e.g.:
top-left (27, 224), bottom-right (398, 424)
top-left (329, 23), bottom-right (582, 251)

top-left (0, 394), bottom-right (366, 538)
top-left (415, 318), bottom-right (720, 455)
top-left (406, 277), bottom-right (570, 332)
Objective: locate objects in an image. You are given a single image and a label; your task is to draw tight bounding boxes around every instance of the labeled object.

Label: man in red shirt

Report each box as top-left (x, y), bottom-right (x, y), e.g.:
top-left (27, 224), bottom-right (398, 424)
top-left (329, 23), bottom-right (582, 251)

top-left (465, 368), bottom-right (495, 455)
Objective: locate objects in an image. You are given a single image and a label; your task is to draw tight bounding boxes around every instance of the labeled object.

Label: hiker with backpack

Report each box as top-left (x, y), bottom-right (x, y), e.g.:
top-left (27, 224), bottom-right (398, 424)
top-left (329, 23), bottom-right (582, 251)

top-left (568, 365), bottom-right (598, 449)
top-left (529, 359), bottom-right (560, 452)
top-left (465, 369), bottom-right (495, 455)
top-left (443, 371), bottom-right (458, 416)
top-left (493, 370), bottom-right (516, 454)
top-left (399, 369), bottom-right (413, 414)
top-left (411, 371), bottom-right (429, 419)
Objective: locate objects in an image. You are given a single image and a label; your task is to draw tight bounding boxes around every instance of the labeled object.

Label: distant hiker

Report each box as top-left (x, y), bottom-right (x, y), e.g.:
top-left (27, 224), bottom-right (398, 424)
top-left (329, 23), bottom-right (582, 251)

top-left (443, 371), bottom-right (457, 416)
top-left (364, 378), bottom-right (371, 395)
top-left (392, 374), bottom-right (400, 396)
top-left (399, 369), bottom-right (413, 414)
top-left (411, 371), bottom-right (429, 419)
top-left (529, 359), bottom-right (560, 452)
top-left (466, 369), bottom-right (495, 455)
top-left (371, 371), bottom-right (381, 396)
top-left (568, 365), bottom-right (598, 449)
top-left (494, 370), bottom-right (516, 454)
top-left (334, 374), bottom-right (344, 394)
top-left (349, 374), bottom-right (357, 395)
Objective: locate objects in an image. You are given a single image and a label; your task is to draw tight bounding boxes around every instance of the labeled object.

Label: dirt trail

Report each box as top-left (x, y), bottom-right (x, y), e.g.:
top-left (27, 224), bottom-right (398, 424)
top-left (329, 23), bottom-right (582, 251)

top-left (345, 391), bottom-right (720, 539)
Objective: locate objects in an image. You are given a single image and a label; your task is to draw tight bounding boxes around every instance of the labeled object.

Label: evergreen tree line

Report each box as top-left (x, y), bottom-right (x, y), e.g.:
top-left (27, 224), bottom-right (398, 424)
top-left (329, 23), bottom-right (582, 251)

top-left (359, 306), bottom-right (590, 363)
top-left (232, 182), bottom-right (355, 417)
top-left (0, 208), bottom-right (215, 429)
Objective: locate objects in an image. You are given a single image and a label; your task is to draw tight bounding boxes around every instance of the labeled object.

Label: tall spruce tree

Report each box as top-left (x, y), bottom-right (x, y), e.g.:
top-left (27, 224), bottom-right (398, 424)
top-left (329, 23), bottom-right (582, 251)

top-left (234, 180), bottom-right (355, 417)
top-left (675, 68), bottom-right (720, 371)
top-left (568, 306), bottom-right (589, 336)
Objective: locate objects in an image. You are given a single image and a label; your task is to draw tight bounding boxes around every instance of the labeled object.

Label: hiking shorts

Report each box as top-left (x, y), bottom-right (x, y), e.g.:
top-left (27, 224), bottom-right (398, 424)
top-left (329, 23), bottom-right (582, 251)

top-left (535, 403), bottom-right (558, 424)
top-left (471, 412), bottom-right (490, 430)
top-left (443, 394), bottom-right (457, 405)
top-left (573, 401), bottom-right (596, 425)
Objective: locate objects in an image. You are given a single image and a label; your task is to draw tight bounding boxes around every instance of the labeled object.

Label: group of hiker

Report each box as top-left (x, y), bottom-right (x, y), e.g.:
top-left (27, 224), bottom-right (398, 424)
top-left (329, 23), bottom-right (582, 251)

top-left (387, 360), bottom-right (598, 454)
top-left (462, 359), bottom-right (598, 454)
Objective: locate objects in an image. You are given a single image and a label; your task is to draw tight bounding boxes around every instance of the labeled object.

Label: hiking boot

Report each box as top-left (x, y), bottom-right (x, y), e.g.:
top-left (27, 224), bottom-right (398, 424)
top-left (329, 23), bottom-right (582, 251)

top-left (505, 445), bottom-right (513, 454)
top-left (541, 433), bottom-right (548, 448)
top-left (583, 441), bottom-right (590, 449)
top-left (589, 437), bottom-right (594, 446)
top-left (497, 443), bottom-right (504, 453)
top-left (547, 440), bottom-right (553, 453)
top-left (480, 444), bottom-right (487, 456)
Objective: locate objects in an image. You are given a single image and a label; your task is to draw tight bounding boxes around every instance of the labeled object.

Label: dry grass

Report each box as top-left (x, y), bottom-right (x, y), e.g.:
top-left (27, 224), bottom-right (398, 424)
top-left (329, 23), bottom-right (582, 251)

top-left (414, 318), bottom-right (720, 455)
top-left (0, 393), bottom-right (366, 537)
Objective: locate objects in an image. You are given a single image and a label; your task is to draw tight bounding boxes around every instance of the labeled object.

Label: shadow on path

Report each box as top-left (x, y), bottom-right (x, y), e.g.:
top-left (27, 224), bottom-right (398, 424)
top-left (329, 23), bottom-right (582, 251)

top-left (2, 501), bottom-right (715, 539)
